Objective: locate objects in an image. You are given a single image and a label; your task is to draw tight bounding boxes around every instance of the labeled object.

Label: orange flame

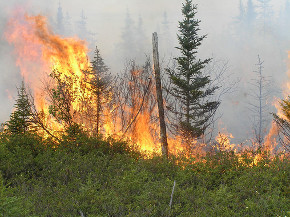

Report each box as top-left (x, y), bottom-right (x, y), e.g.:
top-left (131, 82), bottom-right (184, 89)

top-left (5, 11), bottom-right (287, 160)
top-left (215, 131), bottom-right (237, 152)
top-left (4, 11), bottom-right (190, 156)
top-left (262, 52), bottom-right (290, 154)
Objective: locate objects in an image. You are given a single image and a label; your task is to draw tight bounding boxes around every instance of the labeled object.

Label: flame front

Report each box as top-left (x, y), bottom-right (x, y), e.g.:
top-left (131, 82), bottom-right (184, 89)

top-left (4, 11), bottom-right (188, 156)
top-left (4, 11), bottom-right (288, 160)
top-left (5, 10), bottom-right (93, 137)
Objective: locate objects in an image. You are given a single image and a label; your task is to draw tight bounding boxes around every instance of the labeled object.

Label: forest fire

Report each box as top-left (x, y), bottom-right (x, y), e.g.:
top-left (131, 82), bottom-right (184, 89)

top-left (3, 11), bottom-right (288, 160)
top-left (261, 52), bottom-right (290, 156)
top-left (4, 11), bottom-right (188, 156)
top-left (5, 10), bottom-right (92, 138)
top-left (1, 2), bottom-right (289, 216)
top-left (215, 132), bottom-right (237, 152)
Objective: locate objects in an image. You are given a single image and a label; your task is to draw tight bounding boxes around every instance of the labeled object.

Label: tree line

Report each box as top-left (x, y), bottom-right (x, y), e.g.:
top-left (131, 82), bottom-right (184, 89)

top-left (4, 0), bottom-right (290, 156)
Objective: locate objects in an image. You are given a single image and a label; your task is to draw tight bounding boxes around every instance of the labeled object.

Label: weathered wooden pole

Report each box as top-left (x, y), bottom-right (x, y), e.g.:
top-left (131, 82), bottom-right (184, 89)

top-left (152, 32), bottom-right (169, 158)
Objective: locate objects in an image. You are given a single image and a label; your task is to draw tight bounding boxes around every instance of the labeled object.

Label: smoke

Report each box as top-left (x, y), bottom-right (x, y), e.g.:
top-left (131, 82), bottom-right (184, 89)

top-left (0, 0), bottom-right (288, 145)
top-left (0, 1), bottom-right (19, 122)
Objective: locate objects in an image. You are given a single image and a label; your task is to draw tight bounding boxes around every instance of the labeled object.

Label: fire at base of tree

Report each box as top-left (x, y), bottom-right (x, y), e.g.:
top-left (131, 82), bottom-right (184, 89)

top-left (3, 1), bottom-right (289, 161)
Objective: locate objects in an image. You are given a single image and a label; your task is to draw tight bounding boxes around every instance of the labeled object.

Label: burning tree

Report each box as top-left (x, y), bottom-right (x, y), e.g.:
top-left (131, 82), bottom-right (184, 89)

top-left (4, 11), bottom-right (186, 156)
top-left (110, 59), bottom-right (162, 154)
top-left (273, 96), bottom-right (290, 150)
top-left (248, 55), bottom-right (271, 147)
top-left (47, 46), bottom-right (112, 138)
top-left (48, 68), bottom-right (78, 133)
top-left (85, 46), bottom-right (111, 136)
top-left (167, 0), bottom-right (220, 145)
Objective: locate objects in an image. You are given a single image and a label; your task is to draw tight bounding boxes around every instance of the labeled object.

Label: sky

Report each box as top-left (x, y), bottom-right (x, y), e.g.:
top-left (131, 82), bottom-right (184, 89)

top-left (0, 0), bottom-right (289, 144)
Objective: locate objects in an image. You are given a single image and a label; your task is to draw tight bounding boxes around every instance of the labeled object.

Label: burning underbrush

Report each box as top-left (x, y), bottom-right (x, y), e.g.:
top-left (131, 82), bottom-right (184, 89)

top-left (3, 11), bottom-right (289, 163)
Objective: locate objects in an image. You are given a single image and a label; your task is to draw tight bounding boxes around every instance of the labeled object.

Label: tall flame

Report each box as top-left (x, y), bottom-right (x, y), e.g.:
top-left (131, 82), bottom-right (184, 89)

top-left (263, 52), bottom-right (290, 153)
top-left (5, 10), bottom-right (93, 137)
top-left (5, 11), bottom-right (287, 159)
top-left (4, 11), bottom-right (190, 156)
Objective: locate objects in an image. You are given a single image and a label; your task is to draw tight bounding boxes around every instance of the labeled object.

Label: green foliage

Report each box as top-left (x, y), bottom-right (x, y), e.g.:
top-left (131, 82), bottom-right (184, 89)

top-left (0, 133), bottom-right (288, 216)
top-left (168, 0), bottom-right (219, 139)
top-left (6, 81), bottom-right (33, 134)
top-left (0, 173), bottom-right (28, 216)
top-left (85, 46), bottom-right (111, 135)
top-left (0, 133), bottom-right (44, 183)
top-left (48, 46), bottom-right (112, 137)
top-left (48, 69), bottom-right (75, 127)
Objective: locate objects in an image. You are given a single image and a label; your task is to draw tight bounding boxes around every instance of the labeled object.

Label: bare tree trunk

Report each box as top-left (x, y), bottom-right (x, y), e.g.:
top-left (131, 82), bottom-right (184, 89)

top-left (259, 58), bottom-right (262, 146)
top-left (96, 88), bottom-right (101, 135)
top-left (257, 55), bottom-right (264, 147)
top-left (152, 32), bottom-right (169, 158)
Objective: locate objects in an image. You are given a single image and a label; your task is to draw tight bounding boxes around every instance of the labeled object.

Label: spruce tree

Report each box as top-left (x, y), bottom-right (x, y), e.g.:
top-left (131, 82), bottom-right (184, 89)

top-left (278, 0), bottom-right (290, 39)
top-left (6, 81), bottom-right (33, 134)
top-left (234, 0), bottom-right (246, 41)
top-left (245, 0), bottom-right (257, 32)
top-left (273, 96), bottom-right (290, 147)
top-left (56, 2), bottom-right (64, 35)
top-left (76, 10), bottom-right (94, 46)
top-left (120, 9), bottom-right (136, 61)
top-left (136, 15), bottom-right (147, 62)
top-left (168, 0), bottom-right (219, 140)
top-left (89, 46), bottom-right (110, 135)
top-left (237, 0), bottom-right (246, 26)
top-left (160, 11), bottom-right (173, 56)
top-left (257, 0), bottom-right (272, 35)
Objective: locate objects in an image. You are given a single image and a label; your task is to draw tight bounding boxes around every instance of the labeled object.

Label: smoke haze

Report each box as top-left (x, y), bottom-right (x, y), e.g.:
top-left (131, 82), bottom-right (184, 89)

top-left (0, 0), bottom-right (289, 144)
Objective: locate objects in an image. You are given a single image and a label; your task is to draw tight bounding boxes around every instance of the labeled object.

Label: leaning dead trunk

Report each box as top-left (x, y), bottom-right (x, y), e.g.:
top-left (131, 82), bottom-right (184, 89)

top-left (152, 32), bottom-right (169, 158)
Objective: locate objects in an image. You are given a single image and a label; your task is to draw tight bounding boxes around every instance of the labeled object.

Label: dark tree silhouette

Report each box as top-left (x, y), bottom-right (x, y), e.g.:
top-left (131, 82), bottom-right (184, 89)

top-left (6, 81), bottom-right (33, 134)
top-left (167, 0), bottom-right (220, 143)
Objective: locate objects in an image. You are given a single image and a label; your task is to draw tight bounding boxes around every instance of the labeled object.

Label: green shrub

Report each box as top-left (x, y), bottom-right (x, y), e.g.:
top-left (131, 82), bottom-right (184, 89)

top-left (0, 173), bottom-right (28, 216)
top-left (0, 133), bottom-right (289, 216)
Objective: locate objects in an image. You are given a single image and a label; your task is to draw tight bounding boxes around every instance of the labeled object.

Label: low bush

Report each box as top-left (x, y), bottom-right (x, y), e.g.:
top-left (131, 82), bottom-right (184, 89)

top-left (0, 133), bottom-right (289, 216)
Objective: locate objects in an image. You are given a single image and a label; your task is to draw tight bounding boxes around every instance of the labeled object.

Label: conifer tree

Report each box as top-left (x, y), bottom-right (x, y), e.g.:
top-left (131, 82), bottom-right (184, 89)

top-left (273, 96), bottom-right (290, 148)
top-left (64, 12), bottom-right (73, 37)
top-left (6, 81), bottom-right (33, 134)
top-left (257, 0), bottom-right (272, 35)
top-left (120, 9), bottom-right (136, 61)
top-left (162, 12), bottom-right (170, 33)
top-left (245, 0), bottom-right (257, 32)
top-left (235, 0), bottom-right (246, 26)
top-left (77, 10), bottom-right (87, 36)
top-left (238, 0), bottom-right (245, 21)
top-left (56, 2), bottom-right (64, 35)
top-left (89, 46), bottom-right (110, 135)
top-left (249, 56), bottom-right (271, 146)
top-left (160, 11), bottom-right (173, 56)
top-left (278, 0), bottom-right (290, 39)
top-left (168, 0), bottom-right (219, 140)
top-left (135, 15), bottom-right (148, 61)
top-left (234, 0), bottom-right (246, 42)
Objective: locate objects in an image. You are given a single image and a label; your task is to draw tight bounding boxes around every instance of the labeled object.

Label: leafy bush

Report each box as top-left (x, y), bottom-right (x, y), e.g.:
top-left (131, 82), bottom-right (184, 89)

top-left (0, 173), bottom-right (28, 216)
top-left (0, 133), bottom-right (289, 216)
